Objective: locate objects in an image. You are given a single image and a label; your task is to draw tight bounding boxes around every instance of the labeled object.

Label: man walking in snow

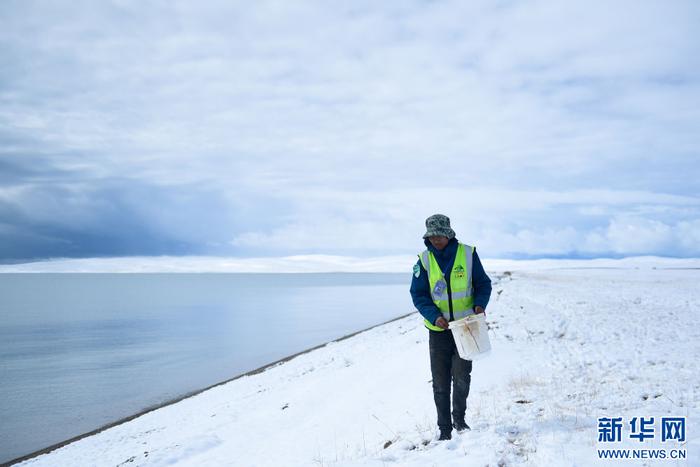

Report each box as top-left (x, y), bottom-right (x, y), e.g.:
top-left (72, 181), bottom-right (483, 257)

top-left (410, 214), bottom-right (492, 441)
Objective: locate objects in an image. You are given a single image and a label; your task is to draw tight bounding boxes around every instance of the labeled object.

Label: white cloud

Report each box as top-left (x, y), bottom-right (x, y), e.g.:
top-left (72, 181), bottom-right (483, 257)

top-left (0, 0), bottom-right (698, 260)
top-left (604, 217), bottom-right (670, 253)
top-left (225, 187), bottom-right (700, 257)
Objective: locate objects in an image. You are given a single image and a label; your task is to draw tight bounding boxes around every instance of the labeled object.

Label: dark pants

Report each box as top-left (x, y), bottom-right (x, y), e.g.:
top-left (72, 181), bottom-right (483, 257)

top-left (429, 329), bottom-right (472, 431)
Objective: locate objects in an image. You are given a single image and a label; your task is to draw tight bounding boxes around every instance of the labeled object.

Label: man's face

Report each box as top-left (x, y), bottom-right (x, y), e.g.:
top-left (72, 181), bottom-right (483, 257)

top-left (428, 235), bottom-right (449, 251)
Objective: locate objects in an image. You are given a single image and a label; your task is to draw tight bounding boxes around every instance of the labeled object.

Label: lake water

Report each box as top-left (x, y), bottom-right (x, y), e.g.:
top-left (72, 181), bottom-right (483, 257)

top-left (0, 273), bottom-right (412, 464)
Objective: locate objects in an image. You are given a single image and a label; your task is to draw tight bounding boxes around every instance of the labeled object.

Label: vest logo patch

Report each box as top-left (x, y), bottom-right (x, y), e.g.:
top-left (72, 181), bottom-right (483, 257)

top-left (454, 264), bottom-right (466, 279)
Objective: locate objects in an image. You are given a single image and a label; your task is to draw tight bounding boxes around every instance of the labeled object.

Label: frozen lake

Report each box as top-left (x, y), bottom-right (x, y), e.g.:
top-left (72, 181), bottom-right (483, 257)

top-left (0, 273), bottom-right (412, 464)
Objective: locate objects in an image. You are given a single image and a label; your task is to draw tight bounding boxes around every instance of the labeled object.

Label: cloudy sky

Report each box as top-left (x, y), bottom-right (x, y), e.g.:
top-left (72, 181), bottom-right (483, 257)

top-left (1, 0), bottom-right (698, 261)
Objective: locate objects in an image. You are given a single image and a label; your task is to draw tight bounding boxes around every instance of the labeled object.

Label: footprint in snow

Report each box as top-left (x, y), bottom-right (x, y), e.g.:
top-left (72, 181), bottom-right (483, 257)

top-left (444, 438), bottom-right (460, 450)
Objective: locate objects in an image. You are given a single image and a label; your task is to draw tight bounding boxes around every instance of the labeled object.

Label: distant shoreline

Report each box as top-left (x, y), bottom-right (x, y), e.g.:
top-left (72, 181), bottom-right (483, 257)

top-left (1, 255), bottom-right (699, 274)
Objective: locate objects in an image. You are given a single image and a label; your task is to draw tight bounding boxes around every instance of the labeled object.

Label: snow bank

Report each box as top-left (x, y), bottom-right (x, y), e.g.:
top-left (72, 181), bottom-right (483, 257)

top-left (16, 265), bottom-right (700, 466)
top-left (482, 256), bottom-right (700, 272)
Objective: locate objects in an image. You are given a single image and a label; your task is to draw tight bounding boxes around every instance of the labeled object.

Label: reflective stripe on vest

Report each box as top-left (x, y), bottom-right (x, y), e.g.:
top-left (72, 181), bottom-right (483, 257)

top-left (418, 243), bottom-right (475, 332)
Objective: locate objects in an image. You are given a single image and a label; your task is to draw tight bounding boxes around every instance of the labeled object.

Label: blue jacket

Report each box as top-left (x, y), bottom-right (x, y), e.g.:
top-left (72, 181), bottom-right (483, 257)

top-left (409, 237), bottom-right (492, 326)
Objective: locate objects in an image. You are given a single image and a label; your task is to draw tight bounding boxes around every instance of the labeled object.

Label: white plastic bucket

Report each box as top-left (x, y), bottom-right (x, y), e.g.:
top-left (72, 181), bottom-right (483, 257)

top-left (448, 313), bottom-right (491, 360)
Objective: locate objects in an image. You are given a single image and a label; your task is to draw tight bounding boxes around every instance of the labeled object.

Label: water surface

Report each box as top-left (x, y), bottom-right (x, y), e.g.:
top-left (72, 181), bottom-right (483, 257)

top-left (0, 273), bottom-right (412, 463)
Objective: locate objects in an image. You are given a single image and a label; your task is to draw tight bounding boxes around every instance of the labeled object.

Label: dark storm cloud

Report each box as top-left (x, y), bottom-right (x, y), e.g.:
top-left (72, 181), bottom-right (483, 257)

top-left (0, 178), bottom-right (251, 261)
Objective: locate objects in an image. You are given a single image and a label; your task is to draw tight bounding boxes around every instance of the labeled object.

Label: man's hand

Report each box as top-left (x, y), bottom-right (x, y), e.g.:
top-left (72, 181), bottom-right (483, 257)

top-left (474, 306), bottom-right (485, 315)
top-left (435, 317), bottom-right (449, 329)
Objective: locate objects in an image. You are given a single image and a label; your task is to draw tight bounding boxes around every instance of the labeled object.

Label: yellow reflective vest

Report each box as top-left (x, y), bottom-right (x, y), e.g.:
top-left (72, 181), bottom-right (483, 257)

top-left (418, 243), bottom-right (475, 331)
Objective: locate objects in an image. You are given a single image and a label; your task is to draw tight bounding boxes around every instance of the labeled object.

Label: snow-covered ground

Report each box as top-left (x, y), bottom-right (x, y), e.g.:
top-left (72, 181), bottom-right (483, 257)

top-left (16, 261), bottom-right (700, 466)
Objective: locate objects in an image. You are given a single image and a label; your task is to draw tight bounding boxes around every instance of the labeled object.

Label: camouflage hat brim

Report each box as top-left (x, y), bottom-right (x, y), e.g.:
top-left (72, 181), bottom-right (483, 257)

top-left (422, 226), bottom-right (456, 239)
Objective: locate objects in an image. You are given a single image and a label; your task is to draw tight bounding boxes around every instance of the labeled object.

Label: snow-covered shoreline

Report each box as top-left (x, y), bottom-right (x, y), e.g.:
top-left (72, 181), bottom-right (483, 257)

top-left (14, 264), bottom-right (700, 466)
top-left (1, 255), bottom-right (700, 274)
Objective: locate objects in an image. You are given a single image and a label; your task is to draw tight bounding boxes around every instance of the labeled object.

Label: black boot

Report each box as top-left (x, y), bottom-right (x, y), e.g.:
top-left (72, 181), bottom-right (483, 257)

top-left (438, 429), bottom-right (452, 440)
top-left (453, 420), bottom-right (471, 433)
